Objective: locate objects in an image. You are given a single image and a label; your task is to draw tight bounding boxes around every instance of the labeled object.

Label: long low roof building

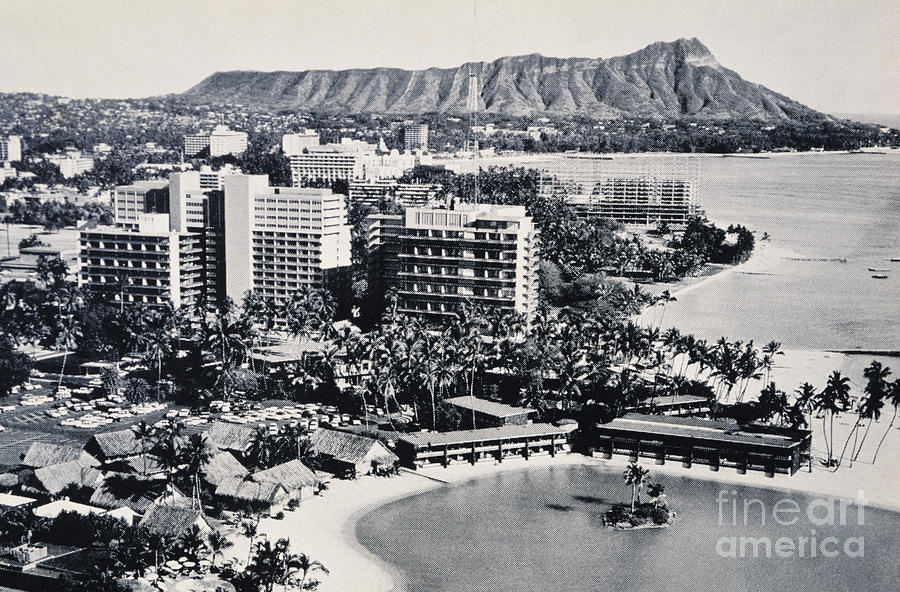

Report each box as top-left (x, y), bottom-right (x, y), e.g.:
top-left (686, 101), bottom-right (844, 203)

top-left (396, 423), bottom-right (571, 468)
top-left (590, 413), bottom-right (812, 476)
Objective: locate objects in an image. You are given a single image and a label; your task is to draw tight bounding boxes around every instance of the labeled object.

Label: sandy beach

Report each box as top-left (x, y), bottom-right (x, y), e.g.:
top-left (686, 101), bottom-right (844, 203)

top-left (236, 408), bottom-right (899, 592)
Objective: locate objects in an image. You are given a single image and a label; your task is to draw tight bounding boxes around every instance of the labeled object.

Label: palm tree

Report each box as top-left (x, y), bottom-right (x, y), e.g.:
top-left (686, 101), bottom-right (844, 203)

top-left (653, 290), bottom-right (676, 331)
top-left (179, 433), bottom-right (211, 508)
top-left (761, 341), bottom-right (784, 384)
top-left (52, 284), bottom-right (82, 393)
top-left (123, 377), bottom-right (151, 404)
top-left (871, 378), bottom-right (900, 464)
top-left (757, 382), bottom-right (789, 426)
top-left (241, 518), bottom-right (260, 565)
top-left (133, 421), bottom-right (155, 476)
top-left (178, 524), bottom-right (208, 563)
top-left (290, 552), bottom-right (330, 590)
top-left (249, 428), bottom-right (274, 470)
top-left (834, 362), bottom-right (890, 468)
top-left (791, 382), bottom-right (817, 430)
top-left (623, 462), bottom-right (650, 513)
top-left (207, 530), bottom-right (233, 571)
top-left (851, 362), bottom-right (891, 462)
top-left (814, 371), bottom-right (851, 467)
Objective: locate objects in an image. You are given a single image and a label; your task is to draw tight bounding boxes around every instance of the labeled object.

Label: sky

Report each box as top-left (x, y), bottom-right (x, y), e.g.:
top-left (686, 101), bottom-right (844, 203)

top-left (0, 0), bottom-right (897, 115)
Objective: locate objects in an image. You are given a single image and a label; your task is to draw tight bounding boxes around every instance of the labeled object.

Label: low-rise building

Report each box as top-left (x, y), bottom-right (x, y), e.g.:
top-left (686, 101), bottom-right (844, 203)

top-left (443, 396), bottom-right (535, 428)
top-left (395, 423), bottom-right (570, 469)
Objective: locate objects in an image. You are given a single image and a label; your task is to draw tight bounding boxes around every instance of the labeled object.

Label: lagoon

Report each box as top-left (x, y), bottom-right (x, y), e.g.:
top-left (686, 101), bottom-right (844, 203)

top-left (356, 465), bottom-right (900, 592)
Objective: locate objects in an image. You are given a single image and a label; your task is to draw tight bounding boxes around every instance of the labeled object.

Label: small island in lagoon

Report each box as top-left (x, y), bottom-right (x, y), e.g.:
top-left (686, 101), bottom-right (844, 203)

top-left (603, 463), bottom-right (676, 529)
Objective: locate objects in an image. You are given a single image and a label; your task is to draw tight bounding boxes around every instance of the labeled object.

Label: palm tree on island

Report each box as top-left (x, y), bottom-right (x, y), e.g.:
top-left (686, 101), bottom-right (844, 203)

top-left (624, 462), bottom-right (650, 513)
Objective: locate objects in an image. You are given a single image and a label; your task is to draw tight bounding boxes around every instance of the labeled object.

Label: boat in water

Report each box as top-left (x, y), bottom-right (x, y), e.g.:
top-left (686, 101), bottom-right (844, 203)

top-left (869, 267), bottom-right (890, 272)
top-left (872, 274), bottom-right (889, 279)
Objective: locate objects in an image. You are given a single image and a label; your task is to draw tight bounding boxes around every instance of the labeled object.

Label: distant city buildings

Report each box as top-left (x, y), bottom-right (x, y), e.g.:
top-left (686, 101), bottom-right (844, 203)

top-left (539, 155), bottom-right (700, 226)
top-left (46, 151), bottom-right (94, 179)
top-left (288, 139), bottom-right (376, 185)
top-left (281, 130), bottom-right (321, 156)
top-left (184, 124), bottom-right (248, 157)
top-left (400, 123), bottom-right (428, 152)
top-left (348, 179), bottom-right (443, 209)
top-left (0, 135), bottom-right (22, 162)
top-left (367, 204), bottom-right (539, 321)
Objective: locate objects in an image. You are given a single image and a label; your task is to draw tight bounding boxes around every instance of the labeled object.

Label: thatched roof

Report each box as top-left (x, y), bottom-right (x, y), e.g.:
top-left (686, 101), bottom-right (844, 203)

top-left (308, 429), bottom-right (398, 465)
top-left (85, 429), bottom-right (144, 460)
top-left (215, 477), bottom-right (288, 505)
top-left (32, 461), bottom-right (103, 495)
top-left (21, 442), bottom-right (98, 469)
top-left (90, 474), bottom-right (187, 514)
top-left (252, 459), bottom-right (318, 490)
top-left (33, 499), bottom-right (107, 519)
top-left (206, 421), bottom-right (256, 453)
top-left (140, 504), bottom-right (210, 537)
top-left (203, 451), bottom-right (249, 487)
top-left (105, 455), bottom-right (166, 476)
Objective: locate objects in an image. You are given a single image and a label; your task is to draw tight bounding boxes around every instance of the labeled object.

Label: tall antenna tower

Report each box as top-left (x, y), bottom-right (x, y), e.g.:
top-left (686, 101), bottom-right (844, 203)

top-left (466, 0), bottom-right (480, 203)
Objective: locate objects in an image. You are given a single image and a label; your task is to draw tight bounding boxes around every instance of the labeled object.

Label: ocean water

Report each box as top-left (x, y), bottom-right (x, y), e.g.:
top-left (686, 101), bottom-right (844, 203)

top-left (357, 465), bottom-right (899, 592)
top-left (663, 152), bottom-right (900, 351)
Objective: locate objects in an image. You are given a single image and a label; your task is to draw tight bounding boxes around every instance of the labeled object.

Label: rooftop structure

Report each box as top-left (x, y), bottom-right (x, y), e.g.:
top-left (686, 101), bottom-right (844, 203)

top-left (367, 204), bottom-right (540, 321)
top-left (539, 155), bottom-right (701, 226)
top-left (308, 429), bottom-right (398, 476)
top-left (140, 504), bottom-right (211, 538)
top-left (443, 396), bottom-right (536, 428)
top-left (348, 179), bottom-right (442, 209)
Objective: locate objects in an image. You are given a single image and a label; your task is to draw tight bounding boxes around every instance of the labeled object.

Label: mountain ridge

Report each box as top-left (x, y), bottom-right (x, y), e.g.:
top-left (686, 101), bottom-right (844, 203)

top-left (182, 38), bottom-right (827, 121)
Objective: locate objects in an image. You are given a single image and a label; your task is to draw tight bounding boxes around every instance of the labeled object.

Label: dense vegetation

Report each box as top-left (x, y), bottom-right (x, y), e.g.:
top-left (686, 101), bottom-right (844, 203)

top-left (2, 198), bottom-right (113, 229)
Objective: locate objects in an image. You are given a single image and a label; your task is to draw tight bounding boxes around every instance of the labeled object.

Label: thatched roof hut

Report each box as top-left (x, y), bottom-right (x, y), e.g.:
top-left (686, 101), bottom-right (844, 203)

top-left (20, 442), bottom-right (98, 469)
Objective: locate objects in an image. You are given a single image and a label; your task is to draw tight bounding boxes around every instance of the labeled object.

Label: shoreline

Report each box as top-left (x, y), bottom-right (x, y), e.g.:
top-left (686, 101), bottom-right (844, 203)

top-left (253, 415), bottom-right (900, 592)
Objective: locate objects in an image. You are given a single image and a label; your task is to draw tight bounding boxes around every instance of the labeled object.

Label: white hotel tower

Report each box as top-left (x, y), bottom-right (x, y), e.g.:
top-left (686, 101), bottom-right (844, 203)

top-left (223, 175), bottom-right (352, 304)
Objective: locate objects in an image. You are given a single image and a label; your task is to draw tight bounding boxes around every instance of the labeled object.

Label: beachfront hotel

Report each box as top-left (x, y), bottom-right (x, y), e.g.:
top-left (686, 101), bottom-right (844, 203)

top-left (539, 154), bottom-right (701, 226)
top-left (366, 204), bottom-right (540, 321)
top-left (288, 139), bottom-right (376, 185)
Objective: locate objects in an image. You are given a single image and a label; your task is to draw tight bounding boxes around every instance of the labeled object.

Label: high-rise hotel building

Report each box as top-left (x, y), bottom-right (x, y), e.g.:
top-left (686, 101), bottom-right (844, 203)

top-left (223, 176), bottom-right (351, 305)
top-left (84, 173), bottom-right (350, 311)
top-left (367, 204), bottom-right (539, 321)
